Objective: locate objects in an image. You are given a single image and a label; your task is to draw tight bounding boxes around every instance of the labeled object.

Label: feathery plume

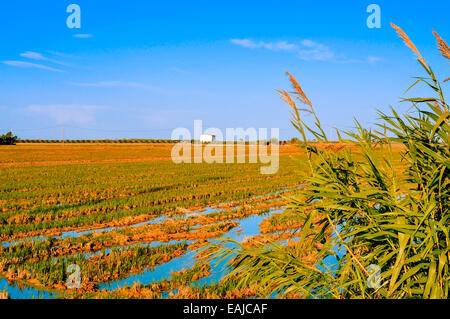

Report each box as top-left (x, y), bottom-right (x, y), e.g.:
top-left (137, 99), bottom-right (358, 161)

top-left (284, 71), bottom-right (313, 109)
top-left (276, 89), bottom-right (296, 111)
top-left (276, 89), bottom-right (300, 122)
top-left (391, 23), bottom-right (427, 66)
top-left (432, 30), bottom-right (450, 61)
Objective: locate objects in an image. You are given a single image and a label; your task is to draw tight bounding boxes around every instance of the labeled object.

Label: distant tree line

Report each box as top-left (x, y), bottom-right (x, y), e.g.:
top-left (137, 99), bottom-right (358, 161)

top-left (14, 139), bottom-right (298, 144)
top-left (0, 132), bottom-right (18, 145)
top-left (1, 134), bottom-right (321, 145)
top-left (16, 139), bottom-right (181, 144)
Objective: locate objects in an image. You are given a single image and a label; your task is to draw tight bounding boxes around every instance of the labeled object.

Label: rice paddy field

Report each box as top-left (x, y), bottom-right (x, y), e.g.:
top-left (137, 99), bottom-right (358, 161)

top-left (0, 138), bottom-right (429, 299)
top-left (0, 142), bottom-right (325, 299)
top-left (1, 142), bottom-right (409, 299)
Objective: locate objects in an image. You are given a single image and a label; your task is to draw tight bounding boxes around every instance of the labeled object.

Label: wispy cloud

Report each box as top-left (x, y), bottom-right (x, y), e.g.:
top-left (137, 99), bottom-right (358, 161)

top-left (24, 104), bottom-right (108, 125)
top-left (20, 51), bottom-right (71, 66)
top-left (230, 39), bottom-right (298, 51)
top-left (367, 56), bottom-right (383, 64)
top-left (46, 51), bottom-right (76, 59)
top-left (2, 61), bottom-right (63, 72)
top-left (230, 38), bottom-right (374, 63)
top-left (297, 40), bottom-right (334, 61)
top-left (73, 34), bottom-right (93, 38)
top-left (71, 81), bottom-right (166, 92)
top-left (71, 80), bottom-right (211, 96)
top-left (231, 38), bottom-right (334, 61)
top-left (20, 51), bottom-right (46, 60)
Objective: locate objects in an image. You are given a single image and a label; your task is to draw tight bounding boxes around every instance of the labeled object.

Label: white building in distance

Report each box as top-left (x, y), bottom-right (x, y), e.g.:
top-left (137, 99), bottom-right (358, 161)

top-left (200, 134), bottom-right (216, 143)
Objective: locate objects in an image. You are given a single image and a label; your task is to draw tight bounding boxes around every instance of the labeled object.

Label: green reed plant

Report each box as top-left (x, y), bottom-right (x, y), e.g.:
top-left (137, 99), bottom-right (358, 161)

top-left (208, 23), bottom-right (449, 299)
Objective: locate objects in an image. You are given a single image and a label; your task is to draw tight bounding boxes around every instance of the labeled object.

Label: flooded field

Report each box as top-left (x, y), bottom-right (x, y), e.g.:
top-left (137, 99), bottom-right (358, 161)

top-left (0, 144), bottom-right (306, 299)
top-left (1, 204), bottom-right (289, 299)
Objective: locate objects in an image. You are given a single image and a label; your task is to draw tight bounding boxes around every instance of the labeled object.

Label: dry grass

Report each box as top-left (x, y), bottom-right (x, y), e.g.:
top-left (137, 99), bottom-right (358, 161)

top-left (391, 23), bottom-right (427, 68)
top-left (285, 71), bottom-right (313, 109)
top-left (208, 23), bottom-right (449, 299)
top-left (433, 30), bottom-right (450, 61)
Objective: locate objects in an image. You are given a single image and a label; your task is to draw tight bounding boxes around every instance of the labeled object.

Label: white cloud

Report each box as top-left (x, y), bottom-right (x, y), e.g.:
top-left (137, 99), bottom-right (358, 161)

top-left (230, 38), bottom-right (372, 63)
top-left (73, 81), bottom-right (148, 88)
top-left (300, 39), bottom-right (317, 48)
top-left (71, 81), bottom-right (167, 92)
top-left (25, 104), bottom-right (107, 125)
top-left (230, 39), bottom-right (298, 51)
top-left (73, 34), bottom-right (93, 38)
top-left (230, 39), bottom-right (261, 49)
top-left (231, 38), bottom-right (333, 61)
top-left (46, 51), bottom-right (76, 58)
top-left (297, 41), bottom-right (334, 61)
top-left (273, 41), bottom-right (299, 51)
top-left (2, 61), bottom-right (63, 72)
top-left (70, 81), bottom-right (210, 96)
top-left (20, 51), bottom-right (46, 60)
top-left (19, 51), bottom-right (71, 67)
top-left (367, 56), bottom-right (382, 64)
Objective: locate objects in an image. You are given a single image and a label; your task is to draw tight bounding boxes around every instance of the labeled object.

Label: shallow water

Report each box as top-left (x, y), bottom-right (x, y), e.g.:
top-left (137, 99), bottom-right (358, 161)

top-left (0, 185), bottom-right (292, 248)
top-left (98, 208), bottom-right (282, 292)
top-left (99, 208), bottom-right (284, 294)
top-left (0, 215), bottom-right (169, 248)
top-left (0, 205), bottom-right (224, 248)
top-left (1, 203), bottom-right (286, 298)
top-left (0, 277), bottom-right (58, 299)
top-left (98, 250), bottom-right (197, 291)
top-left (193, 212), bottom-right (276, 287)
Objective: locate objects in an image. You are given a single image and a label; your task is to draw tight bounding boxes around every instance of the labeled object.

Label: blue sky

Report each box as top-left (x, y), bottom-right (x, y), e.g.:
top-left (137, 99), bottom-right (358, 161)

top-left (0, 0), bottom-right (448, 140)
